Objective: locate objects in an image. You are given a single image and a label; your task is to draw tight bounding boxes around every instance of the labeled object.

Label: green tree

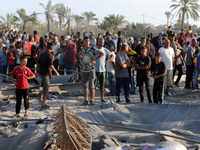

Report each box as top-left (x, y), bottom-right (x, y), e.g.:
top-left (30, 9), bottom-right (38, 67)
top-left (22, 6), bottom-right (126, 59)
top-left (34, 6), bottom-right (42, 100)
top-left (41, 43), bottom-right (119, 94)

top-left (82, 11), bottom-right (98, 25)
top-left (170, 0), bottom-right (200, 29)
top-left (39, 0), bottom-right (59, 32)
top-left (55, 3), bottom-right (66, 29)
top-left (104, 14), bottom-right (126, 32)
top-left (0, 13), bottom-right (18, 29)
top-left (16, 8), bottom-right (38, 32)
top-left (73, 15), bottom-right (84, 29)
top-left (164, 11), bottom-right (171, 27)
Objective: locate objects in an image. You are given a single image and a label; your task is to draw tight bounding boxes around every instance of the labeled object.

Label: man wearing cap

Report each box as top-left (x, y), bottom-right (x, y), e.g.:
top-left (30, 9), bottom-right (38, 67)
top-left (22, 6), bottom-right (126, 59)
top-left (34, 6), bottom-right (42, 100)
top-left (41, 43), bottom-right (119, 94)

top-left (64, 35), bottom-right (77, 74)
top-left (89, 31), bottom-right (96, 47)
top-left (104, 31), bottom-right (116, 52)
top-left (150, 31), bottom-right (163, 52)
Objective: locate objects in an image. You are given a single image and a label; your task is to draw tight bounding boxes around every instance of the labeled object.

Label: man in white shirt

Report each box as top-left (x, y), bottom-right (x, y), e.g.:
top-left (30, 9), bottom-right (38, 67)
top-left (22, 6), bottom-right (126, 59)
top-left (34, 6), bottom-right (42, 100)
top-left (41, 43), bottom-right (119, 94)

top-left (53, 35), bottom-right (60, 71)
top-left (158, 39), bottom-right (175, 96)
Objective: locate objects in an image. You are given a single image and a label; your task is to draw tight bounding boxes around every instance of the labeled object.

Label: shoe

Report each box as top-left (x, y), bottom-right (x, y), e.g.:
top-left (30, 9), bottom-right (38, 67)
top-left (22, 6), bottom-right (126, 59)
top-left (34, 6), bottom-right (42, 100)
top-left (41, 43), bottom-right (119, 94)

top-left (13, 114), bottom-right (20, 118)
top-left (191, 86), bottom-right (195, 90)
top-left (90, 99), bottom-right (95, 105)
top-left (106, 92), bottom-right (115, 96)
top-left (41, 104), bottom-right (51, 109)
top-left (81, 100), bottom-right (89, 105)
top-left (46, 97), bottom-right (52, 100)
top-left (165, 91), bottom-right (171, 96)
top-left (23, 114), bottom-right (28, 118)
top-left (101, 99), bottom-right (107, 103)
top-left (130, 92), bottom-right (136, 95)
top-left (175, 83), bottom-right (179, 87)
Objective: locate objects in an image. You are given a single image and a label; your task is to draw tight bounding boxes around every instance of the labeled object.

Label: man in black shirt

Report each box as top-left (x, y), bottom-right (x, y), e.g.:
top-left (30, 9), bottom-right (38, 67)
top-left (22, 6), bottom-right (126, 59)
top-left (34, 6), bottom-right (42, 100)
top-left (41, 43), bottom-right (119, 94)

top-left (150, 52), bottom-right (167, 104)
top-left (135, 46), bottom-right (152, 103)
top-left (117, 31), bottom-right (125, 53)
top-left (35, 42), bottom-right (60, 109)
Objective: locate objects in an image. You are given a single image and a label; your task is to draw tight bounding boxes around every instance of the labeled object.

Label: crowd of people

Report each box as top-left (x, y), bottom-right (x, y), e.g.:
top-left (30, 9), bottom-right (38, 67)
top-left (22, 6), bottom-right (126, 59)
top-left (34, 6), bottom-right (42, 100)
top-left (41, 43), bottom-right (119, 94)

top-left (0, 26), bottom-right (199, 117)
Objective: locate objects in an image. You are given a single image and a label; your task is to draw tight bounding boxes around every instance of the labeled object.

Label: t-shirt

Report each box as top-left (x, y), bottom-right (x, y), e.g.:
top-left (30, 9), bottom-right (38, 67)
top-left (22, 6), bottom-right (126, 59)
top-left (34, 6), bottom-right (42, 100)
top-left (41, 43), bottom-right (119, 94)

top-left (58, 50), bottom-right (65, 66)
top-left (115, 52), bottom-right (129, 78)
top-left (195, 54), bottom-right (200, 70)
top-left (38, 51), bottom-right (53, 76)
top-left (77, 46), bottom-right (100, 72)
top-left (136, 56), bottom-right (151, 78)
top-left (16, 48), bottom-right (23, 64)
top-left (90, 38), bottom-right (96, 46)
top-left (106, 52), bottom-right (115, 74)
top-left (117, 37), bottom-right (125, 52)
top-left (158, 47), bottom-right (175, 70)
top-left (53, 42), bottom-right (60, 59)
top-left (0, 53), bottom-right (7, 66)
top-left (64, 42), bottom-right (77, 62)
top-left (150, 36), bottom-right (162, 52)
top-left (104, 39), bottom-right (116, 51)
top-left (150, 61), bottom-right (166, 82)
top-left (95, 47), bottom-right (111, 72)
top-left (7, 52), bottom-right (16, 65)
top-left (186, 46), bottom-right (196, 66)
top-left (0, 44), bottom-right (5, 54)
top-left (170, 42), bottom-right (182, 65)
top-left (11, 66), bottom-right (34, 89)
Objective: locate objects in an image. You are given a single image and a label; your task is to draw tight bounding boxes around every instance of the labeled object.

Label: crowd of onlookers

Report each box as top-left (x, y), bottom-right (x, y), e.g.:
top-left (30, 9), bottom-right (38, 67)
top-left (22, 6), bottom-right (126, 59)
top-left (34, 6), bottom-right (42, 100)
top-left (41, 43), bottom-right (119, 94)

top-left (0, 25), bottom-right (200, 112)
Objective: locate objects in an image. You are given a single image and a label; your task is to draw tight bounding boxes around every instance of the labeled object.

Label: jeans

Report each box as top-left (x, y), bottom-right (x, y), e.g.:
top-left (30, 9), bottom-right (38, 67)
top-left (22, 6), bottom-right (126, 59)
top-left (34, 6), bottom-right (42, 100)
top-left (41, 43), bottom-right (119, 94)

top-left (173, 64), bottom-right (183, 84)
top-left (108, 72), bottom-right (115, 93)
top-left (15, 89), bottom-right (29, 114)
top-left (1, 65), bottom-right (7, 74)
top-left (153, 79), bottom-right (164, 104)
top-left (116, 77), bottom-right (130, 103)
top-left (138, 77), bottom-right (152, 103)
top-left (185, 65), bottom-right (194, 88)
top-left (193, 70), bottom-right (200, 87)
top-left (128, 68), bottom-right (135, 92)
top-left (65, 61), bottom-right (74, 74)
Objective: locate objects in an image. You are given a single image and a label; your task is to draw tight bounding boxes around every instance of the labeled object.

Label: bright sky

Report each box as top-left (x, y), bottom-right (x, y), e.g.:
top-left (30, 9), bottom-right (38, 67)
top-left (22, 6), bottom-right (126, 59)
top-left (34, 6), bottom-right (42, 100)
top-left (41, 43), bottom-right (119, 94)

top-left (0, 0), bottom-right (199, 27)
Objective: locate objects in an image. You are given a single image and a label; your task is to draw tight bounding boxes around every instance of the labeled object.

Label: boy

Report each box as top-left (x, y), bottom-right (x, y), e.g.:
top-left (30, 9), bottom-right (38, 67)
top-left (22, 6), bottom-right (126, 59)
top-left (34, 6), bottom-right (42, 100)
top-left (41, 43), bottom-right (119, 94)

top-left (11, 55), bottom-right (35, 118)
top-left (7, 45), bottom-right (16, 74)
top-left (135, 46), bottom-right (152, 103)
top-left (35, 42), bottom-right (60, 109)
top-left (192, 50), bottom-right (200, 89)
top-left (0, 47), bottom-right (8, 74)
top-left (150, 52), bottom-right (167, 104)
top-left (106, 45), bottom-right (116, 96)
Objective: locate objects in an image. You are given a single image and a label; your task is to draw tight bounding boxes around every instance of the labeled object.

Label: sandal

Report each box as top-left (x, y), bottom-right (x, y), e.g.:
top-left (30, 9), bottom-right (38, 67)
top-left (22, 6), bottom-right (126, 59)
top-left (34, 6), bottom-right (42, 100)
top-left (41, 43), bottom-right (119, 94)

top-left (24, 114), bottom-right (28, 118)
top-left (101, 99), bottom-right (107, 103)
top-left (13, 114), bottom-right (20, 118)
top-left (90, 99), bottom-right (95, 105)
top-left (41, 104), bottom-right (51, 109)
top-left (81, 100), bottom-right (89, 105)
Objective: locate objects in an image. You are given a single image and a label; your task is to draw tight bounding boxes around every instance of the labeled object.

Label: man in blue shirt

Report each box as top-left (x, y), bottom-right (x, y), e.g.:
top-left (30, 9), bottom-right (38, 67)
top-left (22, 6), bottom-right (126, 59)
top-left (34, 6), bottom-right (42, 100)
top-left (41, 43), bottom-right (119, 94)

top-left (95, 38), bottom-right (114, 102)
top-left (104, 31), bottom-right (116, 52)
top-left (150, 31), bottom-right (163, 52)
top-left (0, 47), bottom-right (8, 74)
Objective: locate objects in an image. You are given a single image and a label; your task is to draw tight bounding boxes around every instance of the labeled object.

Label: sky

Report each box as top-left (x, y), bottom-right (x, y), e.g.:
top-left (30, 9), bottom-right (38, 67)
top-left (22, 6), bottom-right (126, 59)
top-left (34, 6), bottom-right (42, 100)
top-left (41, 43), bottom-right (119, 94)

top-left (0, 0), bottom-right (200, 27)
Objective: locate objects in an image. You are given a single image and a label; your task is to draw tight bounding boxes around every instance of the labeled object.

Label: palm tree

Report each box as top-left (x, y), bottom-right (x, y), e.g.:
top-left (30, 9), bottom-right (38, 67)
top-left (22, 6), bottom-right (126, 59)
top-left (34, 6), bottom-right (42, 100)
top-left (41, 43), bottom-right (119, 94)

top-left (16, 8), bottom-right (38, 32)
top-left (63, 7), bottom-right (73, 35)
top-left (82, 11), bottom-right (98, 25)
top-left (73, 15), bottom-right (84, 28)
top-left (170, 0), bottom-right (200, 29)
top-left (0, 13), bottom-right (18, 30)
top-left (104, 14), bottom-right (126, 32)
top-left (39, 0), bottom-right (59, 32)
top-left (164, 11), bottom-right (171, 27)
top-left (55, 3), bottom-right (66, 29)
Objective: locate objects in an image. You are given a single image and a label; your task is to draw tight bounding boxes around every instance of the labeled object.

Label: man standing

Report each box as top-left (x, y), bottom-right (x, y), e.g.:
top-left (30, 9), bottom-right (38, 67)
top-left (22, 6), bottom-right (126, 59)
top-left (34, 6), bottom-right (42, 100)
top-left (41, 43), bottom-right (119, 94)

top-left (150, 31), bottom-right (164, 52)
top-left (77, 36), bottom-right (104, 105)
top-left (95, 38), bottom-right (114, 103)
top-left (158, 39), bottom-right (175, 96)
top-left (53, 35), bottom-right (60, 71)
top-left (23, 35), bottom-right (36, 72)
top-left (104, 31), bottom-right (116, 52)
top-left (178, 33), bottom-right (185, 48)
top-left (185, 39), bottom-right (197, 89)
top-left (115, 43), bottom-right (131, 103)
top-left (64, 36), bottom-right (77, 74)
top-left (166, 26), bottom-right (173, 38)
top-left (169, 34), bottom-right (183, 87)
top-left (34, 30), bottom-right (39, 44)
top-left (117, 31), bottom-right (125, 53)
top-left (89, 31), bottom-right (96, 47)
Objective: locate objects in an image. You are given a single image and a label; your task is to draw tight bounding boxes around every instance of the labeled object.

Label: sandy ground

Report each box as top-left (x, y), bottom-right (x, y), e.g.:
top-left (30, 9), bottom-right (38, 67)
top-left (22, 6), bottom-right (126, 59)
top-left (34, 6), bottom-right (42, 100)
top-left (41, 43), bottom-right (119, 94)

top-left (0, 75), bottom-right (200, 150)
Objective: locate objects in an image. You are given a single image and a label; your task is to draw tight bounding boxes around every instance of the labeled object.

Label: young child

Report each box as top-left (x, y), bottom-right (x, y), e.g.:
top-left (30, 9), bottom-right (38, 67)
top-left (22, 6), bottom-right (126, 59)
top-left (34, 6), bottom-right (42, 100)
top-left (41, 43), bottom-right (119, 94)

top-left (106, 45), bottom-right (116, 96)
top-left (55, 45), bottom-right (65, 75)
top-left (35, 42), bottom-right (60, 109)
top-left (150, 52), bottom-right (167, 104)
top-left (7, 45), bottom-right (16, 74)
top-left (192, 50), bottom-right (200, 89)
top-left (0, 47), bottom-right (8, 74)
top-left (15, 41), bottom-right (23, 66)
top-left (10, 55), bottom-right (35, 118)
top-left (135, 46), bottom-right (152, 103)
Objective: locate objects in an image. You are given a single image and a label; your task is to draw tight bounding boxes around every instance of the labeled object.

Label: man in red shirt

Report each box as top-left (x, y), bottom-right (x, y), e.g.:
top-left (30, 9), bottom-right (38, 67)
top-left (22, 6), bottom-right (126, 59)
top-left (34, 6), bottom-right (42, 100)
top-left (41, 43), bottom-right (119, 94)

top-left (11, 55), bottom-right (35, 118)
top-left (64, 35), bottom-right (77, 74)
top-left (34, 30), bottom-right (39, 44)
top-left (178, 33), bottom-right (185, 48)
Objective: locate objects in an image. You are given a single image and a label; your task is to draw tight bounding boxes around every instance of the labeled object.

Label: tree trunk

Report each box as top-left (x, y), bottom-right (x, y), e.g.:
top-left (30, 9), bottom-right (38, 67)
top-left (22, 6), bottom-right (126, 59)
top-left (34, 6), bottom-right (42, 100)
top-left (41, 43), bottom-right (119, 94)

top-left (181, 9), bottom-right (185, 29)
top-left (67, 19), bottom-right (70, 35)
top-left (23, 23), bottom-right (25, 32)
top-left (47, 18), bottom-right (50, 33)
top-left (167, 18), bottom-right (169, 27)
